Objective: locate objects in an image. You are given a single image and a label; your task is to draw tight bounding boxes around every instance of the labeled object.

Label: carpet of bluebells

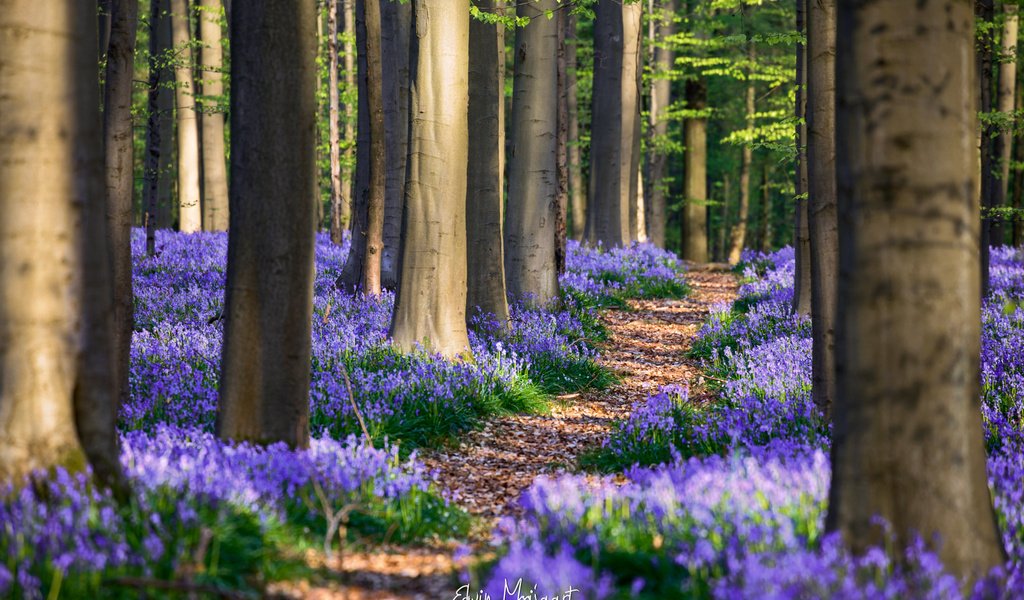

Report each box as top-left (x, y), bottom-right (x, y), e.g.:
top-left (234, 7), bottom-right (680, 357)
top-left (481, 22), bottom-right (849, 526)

top-left (479, 247), bottom-right (1024, 599)
top-left (0, 231), bottom-right (687, 598)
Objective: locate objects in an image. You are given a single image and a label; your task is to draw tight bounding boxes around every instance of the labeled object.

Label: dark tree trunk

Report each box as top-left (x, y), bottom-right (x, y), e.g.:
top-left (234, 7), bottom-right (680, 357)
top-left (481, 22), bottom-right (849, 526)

top-left (556, 10), bottom-right (569, 274)
top-left (979, 0), bottom-right (996, 295)
top-left (792, 0), bottom-right (811, 315)
top-left (380, 3), bottom-right (412, 290)
top-left (646, 0), bottom-right (676, 248)
top-left (155, 0), bottom-right (175, 229)
top-left (361, 0), bottom-right (386, 296)
top-left (219, 0), bottom-right (317, 448)
top-left (144, 0), bottom-right (163, 257)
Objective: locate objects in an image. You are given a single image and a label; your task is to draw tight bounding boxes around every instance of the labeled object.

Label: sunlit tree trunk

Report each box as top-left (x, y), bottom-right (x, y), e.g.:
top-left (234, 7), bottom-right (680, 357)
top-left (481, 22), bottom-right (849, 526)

top-left (102, 0), bottom-right (138, 418)
top-left (646, 0), bottom-right (675, 248)
top-left (728, 52), bottom-right (755, 265)
top-left (792, 0), bottom-right (811, 315)
top-left (829, 0), bottom-right (1006, 582)
top-left (390, 0), bottom-right (471, 357)
top-left (199, 0), bottom-right (229, 231)
top-left (155, 0), bottom-right (175, 229)
top-left (1000, 4), bottom-right (1018, 201)
top-left (566, 13), bottom-right (585, 241)
top-left (683, 78), bottom-right (708, 262)
top-left (328, 0), bottom-right (351, 243)
top-left (506, 3), bottom-right (560, 303)
top-left (170, 0), bottom-right (202, 232)
top-left (380, 3), bottom-right (412, 290)
top-left (218, 0), bottom-right (317, 448)
top-left (360, 0), bottom-right (386, 295)
top-left (341, 0), bottom-right (357, 240)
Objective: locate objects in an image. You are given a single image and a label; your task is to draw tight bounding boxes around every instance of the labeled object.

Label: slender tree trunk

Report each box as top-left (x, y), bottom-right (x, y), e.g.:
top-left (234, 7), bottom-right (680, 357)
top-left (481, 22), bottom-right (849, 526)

top-left (328, 0), bottom-right (348, 243)
top-left (980, 0), bottom-right (996, 294)
top-left (556, 10), bottom-right (569, 274)
top-left (390, 0), bottom-right (470, 357)
top-left (1, 0), bottom-right (119, 483)
top-left (360, 0), bottom-right (386, 295)
top-left (807, 0), bottom-right (838, 419)
top-left (198, 0), bottom-right (229, 231)
top-left (566, 14), bottom-right (585, 241)
top-left (586, 0), bottom-right (642, 248)
top-left (156, 0), bottom-right (175, 229)
top-left (988, 0), bottom-right (1008, 246)
top-left (144, 0), bottom-right (164, 257)
top-left (829, 0), bottom-right (1006, 582)
top-left (99, 0), bottom-right (112, 61)
top-left (683, 79), bottom-right (709, 262)
top-left (629, 18), bottom-right (644, 245)
top-left (505, 2), bottom-right (560, 303)
top-left (342, 0), bottom-right (357, 238)
top-left (102, 0), bottom-right (138, 421)
top-left (759, 163), bottom-right (772, 252)
top-left (728, 51), bottom-right (755, 265)
top-left (218, 0), bottom-right (317, 448)
top-left (1000, 4), bottom-right (1018, 200)
top-left (467, 0), bottom-right (512, 325)
top-left (380, 3), bottom-right (412, 290)
top-left (171, 0), bottom-right (202, 232)
top-left (792, 0), bottom-right (812, 315)
top-left (718, 174), bottom-right (730, 261)
top-left (646, 0), bottom-right (675, 248)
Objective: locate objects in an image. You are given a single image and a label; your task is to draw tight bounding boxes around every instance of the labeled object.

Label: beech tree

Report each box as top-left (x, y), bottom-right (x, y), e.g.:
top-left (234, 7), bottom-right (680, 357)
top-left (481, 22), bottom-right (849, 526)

top-left (646, 0), bottom-right (676, 249)
top-left (380, 4), bottom-right (412, 289)
top-left (218, 0), bottom-right (317, 448)
top-left (727, 42), bottom-right (755, 264)
top-left (791, 0), bottom-right (811, 315)
top-left (1, 0), bottom-right (121, 484)
top-left (829, 0), bottom-right (1006, 581)
top-left (566, 14), bottom-right (585, 241)
top-left (198, 0), bottom-right (229, 231)
top-left (170, 0), bottom-right (203, 232)
top-left (389, 0), bottom-right (471, 357)
top-left (683, 78), bottom-right (709, 262)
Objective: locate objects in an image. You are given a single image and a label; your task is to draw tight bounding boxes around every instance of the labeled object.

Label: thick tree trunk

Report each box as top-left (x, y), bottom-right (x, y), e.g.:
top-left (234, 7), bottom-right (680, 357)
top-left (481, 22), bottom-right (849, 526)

top-left (683, 79), bottom-right (709, 262)
top-left (792, 0), bottom-right (812, 315)
top-left (586, 0), bottom-right (642, 248)
top-left (219, 0), bottom-right (317, 448)
top-left (505, 2), bottom-right (560, 303)
top-left (646, 0), bottom-right (675, 248)
top-left (156, 0), bottom-right (175, 229)
top-left (144, 0), bottom-right (164, 257)
top-left (360, 0), bottom-right (386, 295)
top-left (728, 58), bottom-right (755, 265)
top-left (556, 10), bottom-right (569, 273)
top-left (380, 3), bottom-right (412, 290)
top-left (170, 0), bottom-right (202, 232)
top-left (980, 0), bottom-right (996, 294)
top-left (829, 0), bottom-right (1006, 581)
top-left (1, 1), bottom-right (119, 483)
top-left (807, 0), bottom-right (838, 419)
top-left (390, 0), bottom-right (470, 357)
top-left (102, 0), bottom-right (138, 423)
top-left (467, 0), bottom-right (512, 325)
top-left (199, 0), bottom-right (229, 231)
top-left (566, 14), bottom-right (585, 241)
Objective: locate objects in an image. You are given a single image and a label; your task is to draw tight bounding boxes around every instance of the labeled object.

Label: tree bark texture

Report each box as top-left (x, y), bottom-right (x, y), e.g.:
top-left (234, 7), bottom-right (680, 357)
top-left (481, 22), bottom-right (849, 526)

top-left (566, 13), bottom-right (585, 241)
top-left (829, 0), bottom-right (1006, 581)
top-left (467, 0), bottom-right (512, 325)
top-left (360, 0), bottom-right (386, 295)
top-left (684, 79), bottom-right (709, 262)
top-left (219, 0), bottom-right (317, 448)
top-left (586, 0), bottom-right (642, 248)
top-left (170, 0), bottom-right (203, 232)
top-left (792, 0), bottom-right (812, 315)
top-left (646, 0), bottom-right (675, 248)
top-left (505, 1), bottom-right (560, 304)
top-left (389, 0), bottom-right (471, 357)
top-left (807, 0), bottom-right (838, 419)
top-left (102, 0), bottom-right (139, 422)
top-left (199, 0), bottom-right (229, 231)
top-left (380, 3), bottom-right (412, 289)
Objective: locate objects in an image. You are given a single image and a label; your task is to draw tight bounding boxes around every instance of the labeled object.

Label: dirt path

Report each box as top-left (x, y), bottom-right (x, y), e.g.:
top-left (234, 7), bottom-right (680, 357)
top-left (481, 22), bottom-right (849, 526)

top-left (271, 267), bottom-right (738, 600)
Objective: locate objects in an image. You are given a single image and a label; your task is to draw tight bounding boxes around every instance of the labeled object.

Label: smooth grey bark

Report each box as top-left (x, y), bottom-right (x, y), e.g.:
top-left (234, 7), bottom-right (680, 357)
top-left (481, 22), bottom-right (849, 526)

top-left (829, 0), bottom-right (1006, 582)
top-left (683, 79), bottom-right (708, 262)
top-left (792, 0), bottom-right (812, 315)
top-left (0, 0), bottom-right (119, 483)
top-left (170, 0), bottom-right (202, 232)
top-left (586, 0), bottom-right (642, 248)
top-left (102, 0), bottom-right (138, 416)
top-left (380, 2), bottom-right (412, 290)
top-left (505, 1), bottom-right (560, 303)
top-left (361, 0), bottom-right (386, 295)
top-left (566, 13), bottom-right (585, 241)
top-left (646, 0), bottom-right (675, 248)
top-left (219, 0), bottom-right (317, 448)
top-left (467, 0), bottom-right (512, 326)
top-left (807, 0), bottom-right (837, 419)
top-left (389, 0), bottom-right (471, 357)
top-left (198, 0), bottom-right (229, 231)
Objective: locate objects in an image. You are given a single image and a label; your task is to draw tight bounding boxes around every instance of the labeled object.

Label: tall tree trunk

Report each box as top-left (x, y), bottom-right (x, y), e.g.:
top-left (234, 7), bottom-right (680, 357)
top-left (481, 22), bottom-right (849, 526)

top-left (829, 0), bottom-right (1006, 581)
top-left (467, 0), bottom-right (512, 325)
top-left (1000, 4), bottom-right (1018, 200)
top-left (646, 0), bottom-right (675, 248)
top-left (807, 0), bottom-right (838, 419)
top-left (1, 0), bottom-right (119, 483)
top-left (683, 79), bottom-right (709, 262)
top-left (334, 0), bottom-right (357, 244)
top-left (759, 163), bottom-right (773, 252)
top-left (566, 14), bottom-right (585, 241)
top-left (99, 0), bottom-right (112, 61)
top-left (728, 51), bottom-right (755, 265)
top-left (171, 0), bottom-right (202, 232)
top-left (219, 0), bottom-right (316, 448)
top-left (792, 0), bottom-right (812, 315)
top-left (360, 0), bottom-right (386, 295)
top-left (335, 0), bottom-right (370, 291)
top-left (505, 2), bottom-right (560, 303)
top-left (102, 0), bottom-right (138, 424)
top-left (718, 173), bottom-right (730, 261)
top-left (979, 0), bottom-right (996, 294)
top-left (556, 10), bottom-right (569, 273)
top-left (199, 0), bottom-right (229, 231)
top-left (390, 0), bottom-right (470, 357)
top-left (156, 0), bottom-right (175, 229)
top-left (629, 21), bottom-right (644, 245)
top-left (144, 0), bottom-right (164, 257)
top-left (380, 3), bottom-right (412, 290)
top-left (328, 0), bottom-right (349, 243)
top-left (586, 0), bottom-right (642, 248)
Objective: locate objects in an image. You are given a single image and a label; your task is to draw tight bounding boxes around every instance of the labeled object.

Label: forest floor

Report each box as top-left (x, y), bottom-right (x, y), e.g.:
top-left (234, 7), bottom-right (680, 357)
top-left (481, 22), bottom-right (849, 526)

top-left (268, 266), bottom-right (738, 600)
